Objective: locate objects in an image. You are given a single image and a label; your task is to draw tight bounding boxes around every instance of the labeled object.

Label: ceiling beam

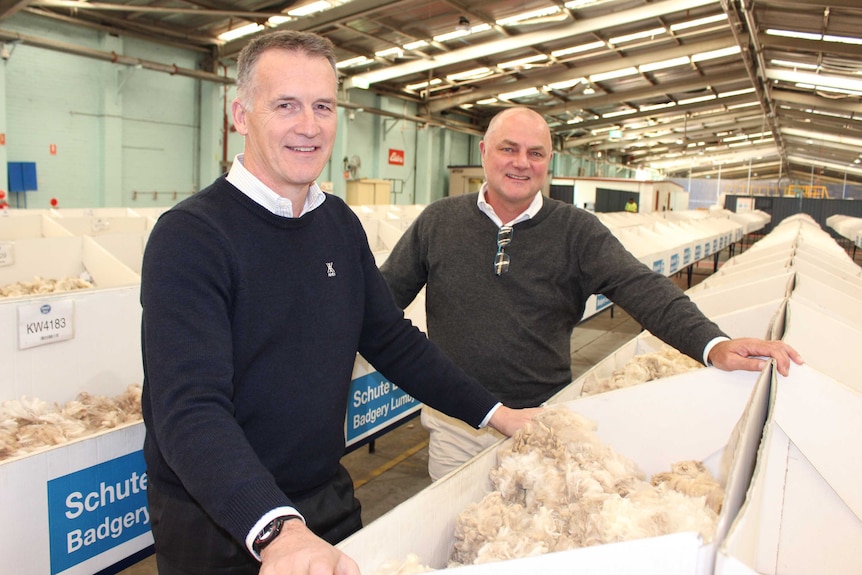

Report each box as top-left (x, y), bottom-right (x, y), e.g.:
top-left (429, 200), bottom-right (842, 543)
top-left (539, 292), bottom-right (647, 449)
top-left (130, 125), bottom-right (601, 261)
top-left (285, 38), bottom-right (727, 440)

top-left (343, 0), bottom-right (717, 88)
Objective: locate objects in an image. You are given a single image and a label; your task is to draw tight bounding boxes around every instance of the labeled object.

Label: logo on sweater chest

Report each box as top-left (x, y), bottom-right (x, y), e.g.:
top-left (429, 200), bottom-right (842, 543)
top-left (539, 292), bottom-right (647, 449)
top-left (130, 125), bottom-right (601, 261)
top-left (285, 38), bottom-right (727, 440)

top-left (326, 262), bottom-right (336, 277)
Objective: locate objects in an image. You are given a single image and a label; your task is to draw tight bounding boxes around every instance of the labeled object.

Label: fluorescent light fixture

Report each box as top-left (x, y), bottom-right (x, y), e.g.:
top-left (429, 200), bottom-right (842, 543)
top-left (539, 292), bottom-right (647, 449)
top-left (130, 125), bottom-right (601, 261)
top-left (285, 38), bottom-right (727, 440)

top-left (351, 76), bottom-right (370, 89)
top-left (336, 56), bottom-right (371, 69)
top-left (497, 6), bottom-right (562, 26)
top-left (767, 68), bottom-right (862, 93)
top-left (446, 67), bottom-right (492, 81)
top-left (545, 78), bottom-right (585, 90)
top-left (405, 78), bottom-right (442, 91)
top-left (375, 47), bottom-right (403, 58)
top-left (218, 23), bottom-right (264, 41)
top-left (498, 87), bottom-right (540, 100)
top-left (470, 23), bottom-right (492, 34)
top-left (434, 29), bottom-right (470, 43)
top-left (268, 16), bottom-right (291, 25)
top-left (476, 97), bottom-right (499, 105)
top-left (726, 101), bottom-right (759, 110)
top-left (589, 67), bottom-right (638, 82)
top-left (567, 116), bottom-right (584, 124)
top-left (770, 59), bottom-right (818, 71)
top-left (766, 29), bottom-right (823, 41)
top-left (609, 27), bottom-right (666, 45)
top-left (823, 34), bottom-right (862, 46)
top-left (677, 94), bottom-right (716, 105)
top-left (718, 87), bottom-right (755, 98)
top-left (639, 56), bottom-right (690, 73)
top-left (461, 103), bottom-right (474, 109)
top-left (639, 102), bottom-right (676, 112)
top-left (498, 54), bottom-right (548, 69)
top-left (288, 1), bottom-right (331, 16)
top-left (551, 40), bottom-right (606, 58)
top-left (403, 40), bottom-right (429, 51)
top-left (691, 45), bottom-right (740, 62)
top-left (602, 108), bottom-right (637, 119)
top-left (669, 13), bottom-right (727, 32)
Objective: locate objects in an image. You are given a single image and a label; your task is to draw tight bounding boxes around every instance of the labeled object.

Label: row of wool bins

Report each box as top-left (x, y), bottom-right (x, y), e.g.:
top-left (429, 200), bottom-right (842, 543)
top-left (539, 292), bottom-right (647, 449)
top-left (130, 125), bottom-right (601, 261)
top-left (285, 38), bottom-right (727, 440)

top-left (0, 384), bottom-right (142, 461)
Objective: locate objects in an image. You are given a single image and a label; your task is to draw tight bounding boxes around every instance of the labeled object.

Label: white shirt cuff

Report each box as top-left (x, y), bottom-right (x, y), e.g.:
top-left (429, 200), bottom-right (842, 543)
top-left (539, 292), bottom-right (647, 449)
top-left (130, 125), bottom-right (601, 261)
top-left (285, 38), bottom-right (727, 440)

top-left (479, 402), bottom-right (503, 428)
top-left (246, 506), bottom-right (306, 561)
top-left (703, 336), bottom-right (731, 366)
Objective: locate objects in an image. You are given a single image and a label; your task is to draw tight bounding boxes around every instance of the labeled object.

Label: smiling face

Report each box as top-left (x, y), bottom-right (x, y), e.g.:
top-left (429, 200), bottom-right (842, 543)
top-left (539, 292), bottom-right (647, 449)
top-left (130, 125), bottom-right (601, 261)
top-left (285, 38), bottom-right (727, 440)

top-left (231, 49), bottom-right (338, 199)
top-left (479, 107), bottom-right (553, 216)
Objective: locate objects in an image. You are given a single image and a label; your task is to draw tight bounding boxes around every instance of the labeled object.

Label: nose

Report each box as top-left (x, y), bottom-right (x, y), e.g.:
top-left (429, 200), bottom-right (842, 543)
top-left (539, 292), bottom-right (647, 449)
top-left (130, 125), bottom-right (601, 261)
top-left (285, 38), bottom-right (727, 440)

top-left (512, 149), bottom-right (530, 168)
top-left (294, 107), bottom-right (321, 137)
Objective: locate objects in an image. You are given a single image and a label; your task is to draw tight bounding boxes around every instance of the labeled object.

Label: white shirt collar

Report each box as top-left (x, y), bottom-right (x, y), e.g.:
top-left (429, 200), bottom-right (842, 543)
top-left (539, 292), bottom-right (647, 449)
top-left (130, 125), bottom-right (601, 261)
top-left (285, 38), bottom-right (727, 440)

top-left (476, 182), bottom-right (543, 227)
top-left (226, 154), bottom-right (325, 218)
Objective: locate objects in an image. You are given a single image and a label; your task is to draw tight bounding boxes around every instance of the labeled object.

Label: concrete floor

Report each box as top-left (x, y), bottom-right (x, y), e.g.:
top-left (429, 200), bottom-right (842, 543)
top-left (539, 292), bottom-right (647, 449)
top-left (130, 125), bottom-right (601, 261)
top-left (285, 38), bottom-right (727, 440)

top-left (115, 242), bottom-right (780, 575)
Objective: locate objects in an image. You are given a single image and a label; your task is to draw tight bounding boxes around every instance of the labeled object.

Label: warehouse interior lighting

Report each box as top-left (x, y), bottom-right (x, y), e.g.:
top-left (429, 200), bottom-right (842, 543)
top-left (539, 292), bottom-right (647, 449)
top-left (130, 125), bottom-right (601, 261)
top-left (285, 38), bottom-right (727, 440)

top-left (545, 78), bottom-right (585, 90)
top-left (336, 56), bottom-right (371, 69)
top-left (590, 67), bottom-right (639, 82)
top-left (764, 29), bottom-right (862, 45)
top-left (766, 68), bottom-right (862, 93)
top-left (496, 6), bottom-right (562, 27)
top-left (669, 13), bottom-right (727, 32)
top-left (402, 40), bottom-right (429, 51)
top-left (476, 97), bottom-right (499, 105)
top-left (446, 67), bottom-right (493, 81)
top-left (405, 78), bottom-right (442, 92)
top-left (218, 23), bottom-right (264, 41)
top-left (498, 54), bottom-right (549, 69)
top-left (691, 45), bottom-right (741, 62)
top-left (770, 59), bottom-right (819, 71)
top-left (288, 1), bottom-right (331, 17)
top-left (718, 87), bottom-right (755, 98)
top-left (639, 56), bottom-right (691, 73)
top-left (499, 87), bottom-right (541, 100)
top-left (609, 27), bottom-right (667, 46)
top-left (551, 40), bottom-right (606, 58)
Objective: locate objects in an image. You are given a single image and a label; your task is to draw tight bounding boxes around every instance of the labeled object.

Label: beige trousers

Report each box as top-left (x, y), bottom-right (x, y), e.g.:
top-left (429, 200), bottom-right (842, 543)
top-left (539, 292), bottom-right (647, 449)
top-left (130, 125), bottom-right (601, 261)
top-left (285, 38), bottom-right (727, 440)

top-left (420, 405), bottom-right (505, 481)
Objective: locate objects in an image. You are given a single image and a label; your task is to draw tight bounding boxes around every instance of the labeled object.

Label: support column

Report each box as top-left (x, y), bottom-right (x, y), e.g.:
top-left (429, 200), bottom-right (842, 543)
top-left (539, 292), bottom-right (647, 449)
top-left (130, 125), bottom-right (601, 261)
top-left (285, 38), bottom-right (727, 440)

top-left (100, 34), bottom-right (123, 207)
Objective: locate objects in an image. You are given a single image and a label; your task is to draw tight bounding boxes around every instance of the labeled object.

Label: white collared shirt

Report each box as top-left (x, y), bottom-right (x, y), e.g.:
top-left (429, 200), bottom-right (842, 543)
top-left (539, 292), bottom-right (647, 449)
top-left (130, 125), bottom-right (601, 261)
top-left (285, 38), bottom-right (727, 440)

top-left (226, 154), bottom-right (326, 218)
top-left (476, 182), bottom-right (543, 227)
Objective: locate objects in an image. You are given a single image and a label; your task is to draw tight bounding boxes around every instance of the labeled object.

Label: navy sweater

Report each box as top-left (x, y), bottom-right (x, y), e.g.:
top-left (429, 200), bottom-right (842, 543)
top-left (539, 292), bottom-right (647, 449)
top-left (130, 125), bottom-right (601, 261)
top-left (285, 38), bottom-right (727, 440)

top-left (140, 177), bottom-right (498, 545)
top-left (381, 193), bottom-right (728, 407)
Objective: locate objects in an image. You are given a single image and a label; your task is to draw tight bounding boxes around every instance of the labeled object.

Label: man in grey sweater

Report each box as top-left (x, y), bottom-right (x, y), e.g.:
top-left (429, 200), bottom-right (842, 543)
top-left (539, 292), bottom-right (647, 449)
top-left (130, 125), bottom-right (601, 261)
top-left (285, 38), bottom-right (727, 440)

top-left (380, 106), bottom-right (802, 480)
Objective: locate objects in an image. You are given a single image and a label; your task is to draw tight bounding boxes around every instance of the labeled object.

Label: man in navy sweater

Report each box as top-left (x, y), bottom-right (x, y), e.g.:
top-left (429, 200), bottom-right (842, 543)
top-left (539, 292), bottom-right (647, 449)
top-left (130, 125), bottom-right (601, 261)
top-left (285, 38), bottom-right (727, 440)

top-left (140, 31), bottom-right (536, 575)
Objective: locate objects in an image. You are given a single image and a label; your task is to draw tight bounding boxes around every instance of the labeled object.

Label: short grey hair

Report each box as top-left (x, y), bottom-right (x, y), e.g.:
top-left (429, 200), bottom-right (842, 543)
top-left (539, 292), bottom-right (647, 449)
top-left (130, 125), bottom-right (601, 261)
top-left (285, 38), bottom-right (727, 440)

top-left (235, 30), bottom-right (337, 108)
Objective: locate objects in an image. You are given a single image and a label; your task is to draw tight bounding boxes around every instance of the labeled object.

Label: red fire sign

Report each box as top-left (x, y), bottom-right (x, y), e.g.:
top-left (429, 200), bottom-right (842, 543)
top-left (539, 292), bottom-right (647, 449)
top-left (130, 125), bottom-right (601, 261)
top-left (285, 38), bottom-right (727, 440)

top-left (388, 148), bottom-right (405, 165)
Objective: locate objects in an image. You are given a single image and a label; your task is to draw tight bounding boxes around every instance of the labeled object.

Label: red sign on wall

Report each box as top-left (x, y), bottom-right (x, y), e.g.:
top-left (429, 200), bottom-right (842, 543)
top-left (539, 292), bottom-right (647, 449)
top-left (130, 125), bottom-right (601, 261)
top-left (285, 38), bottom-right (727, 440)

top-left (50, 144), bottom-right (57, 155)
top-left (388, 148), bottom-right (405, 166)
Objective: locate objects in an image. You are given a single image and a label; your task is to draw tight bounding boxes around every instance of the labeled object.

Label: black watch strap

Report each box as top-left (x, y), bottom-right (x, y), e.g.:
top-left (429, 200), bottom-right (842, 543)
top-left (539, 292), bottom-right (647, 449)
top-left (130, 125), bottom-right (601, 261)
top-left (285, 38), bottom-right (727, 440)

top-left (253, 515), bottom-right (301, 555)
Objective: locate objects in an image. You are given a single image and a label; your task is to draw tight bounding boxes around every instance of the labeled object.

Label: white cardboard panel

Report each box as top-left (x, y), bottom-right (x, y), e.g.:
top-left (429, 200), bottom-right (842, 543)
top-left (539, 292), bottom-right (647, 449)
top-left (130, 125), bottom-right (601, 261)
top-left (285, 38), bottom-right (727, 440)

top-left (0, 236), bottom-right (87, 284)
top-left (339, 368), bottom-right (763, 575)
top-left (0, 423), bottom-right (151, 575)
top-left (791, 272), bottom-right (862, 329)
top-left (782, 299), bottom-right (862, 391)
top-left (686, 272), bottom-right (794, 317)
top-left (708, 299), bottom-right (785, 340)
top-left (0, 285), bottom-right (143, 404)
top-left (718, 365), bottom-right (862, 575)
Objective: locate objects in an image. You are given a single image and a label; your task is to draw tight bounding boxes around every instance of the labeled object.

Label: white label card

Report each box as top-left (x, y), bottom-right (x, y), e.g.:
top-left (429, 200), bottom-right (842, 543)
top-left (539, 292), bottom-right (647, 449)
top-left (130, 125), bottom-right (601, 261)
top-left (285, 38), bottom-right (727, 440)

top-left (17, 299), bottom-right (76, 349)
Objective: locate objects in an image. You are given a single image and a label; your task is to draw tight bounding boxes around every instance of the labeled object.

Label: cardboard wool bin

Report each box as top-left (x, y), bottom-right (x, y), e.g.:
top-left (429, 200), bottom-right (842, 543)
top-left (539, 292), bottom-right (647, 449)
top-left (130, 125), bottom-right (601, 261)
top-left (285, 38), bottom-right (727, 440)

top-left (0, 423), bottom-right (152, 575)
top-left (716, 364), bottom-right (862, 575)
top-left (0, 236), bottom-right (142, 404)
top-left (781, 298), bottom-right (862, 393)
top-left (338, 367), bottom-right (771, 575)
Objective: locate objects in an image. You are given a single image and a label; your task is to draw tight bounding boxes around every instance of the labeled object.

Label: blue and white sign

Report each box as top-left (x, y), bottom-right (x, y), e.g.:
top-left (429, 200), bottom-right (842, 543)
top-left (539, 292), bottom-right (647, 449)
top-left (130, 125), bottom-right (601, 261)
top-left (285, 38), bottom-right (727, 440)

top-left (669, 253), bottom-right (680, 274)
top-left (47, 451), bottom-right (149, 575)
top-left (683, 247), bottom-right (692, 266)
top-left (595, 293), bottom-right (612, 311)
top-left (652, 258), bottom-right (665, 275)
top-left (346, 372), bottom-right (420, 446)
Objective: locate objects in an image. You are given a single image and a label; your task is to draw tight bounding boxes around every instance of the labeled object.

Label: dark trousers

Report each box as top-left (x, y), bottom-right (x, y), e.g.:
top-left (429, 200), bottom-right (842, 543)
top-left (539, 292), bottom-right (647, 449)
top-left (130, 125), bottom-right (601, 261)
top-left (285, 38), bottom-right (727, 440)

top-left (149, 465), bottom-right (362, 575)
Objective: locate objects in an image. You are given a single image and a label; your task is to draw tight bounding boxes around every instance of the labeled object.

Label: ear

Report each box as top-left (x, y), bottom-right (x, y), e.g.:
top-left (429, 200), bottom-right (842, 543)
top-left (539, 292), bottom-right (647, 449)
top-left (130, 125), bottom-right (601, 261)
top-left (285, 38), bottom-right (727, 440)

top-left (231, 98), bottom-right (249, 136)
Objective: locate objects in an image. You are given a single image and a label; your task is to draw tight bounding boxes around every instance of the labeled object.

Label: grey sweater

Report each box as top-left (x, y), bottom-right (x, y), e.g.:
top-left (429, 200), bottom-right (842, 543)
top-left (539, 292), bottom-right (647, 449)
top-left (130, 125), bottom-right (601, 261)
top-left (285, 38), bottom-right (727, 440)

top-left (380, 193), bottom-right (727, 408)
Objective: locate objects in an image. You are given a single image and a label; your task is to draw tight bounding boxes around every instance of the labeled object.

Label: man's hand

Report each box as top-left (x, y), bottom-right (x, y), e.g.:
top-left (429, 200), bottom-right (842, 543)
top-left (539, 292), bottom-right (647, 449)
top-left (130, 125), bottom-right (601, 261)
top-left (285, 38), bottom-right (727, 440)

top-left (259, 519), bottom-right (360, 575)
top-left (708, 338), bottom-right (803, 377)
top-left (488, 405), bottom-right (542, 437)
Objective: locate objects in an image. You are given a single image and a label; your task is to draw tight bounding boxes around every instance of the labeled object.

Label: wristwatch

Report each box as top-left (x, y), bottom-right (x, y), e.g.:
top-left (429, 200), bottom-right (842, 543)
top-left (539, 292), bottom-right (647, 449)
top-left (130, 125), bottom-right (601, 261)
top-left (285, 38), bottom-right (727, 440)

top-left (253, 515), bottom-right (301, 555)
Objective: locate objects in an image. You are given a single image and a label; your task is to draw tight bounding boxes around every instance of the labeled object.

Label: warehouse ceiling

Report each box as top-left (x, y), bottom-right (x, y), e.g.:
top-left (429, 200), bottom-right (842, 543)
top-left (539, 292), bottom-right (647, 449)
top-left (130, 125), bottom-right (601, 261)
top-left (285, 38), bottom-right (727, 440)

top-left (3, 0), bottom-right (862, 186)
